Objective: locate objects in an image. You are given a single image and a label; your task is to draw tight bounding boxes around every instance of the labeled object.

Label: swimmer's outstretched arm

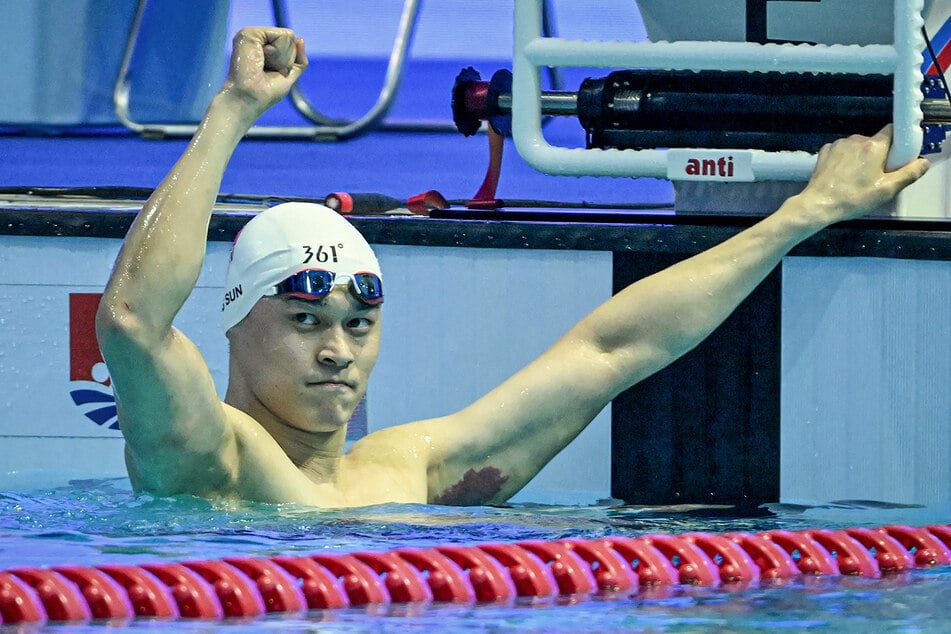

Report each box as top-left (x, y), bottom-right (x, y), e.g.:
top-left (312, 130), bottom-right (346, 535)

top-left (414, 127), bottom-right (929, 505)
top-left (96, 29), bottom-right (307, 493)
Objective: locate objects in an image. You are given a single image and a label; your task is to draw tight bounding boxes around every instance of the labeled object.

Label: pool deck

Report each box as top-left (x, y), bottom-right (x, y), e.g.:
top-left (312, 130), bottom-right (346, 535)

top-left (2, 196), bottom-right (949, 258)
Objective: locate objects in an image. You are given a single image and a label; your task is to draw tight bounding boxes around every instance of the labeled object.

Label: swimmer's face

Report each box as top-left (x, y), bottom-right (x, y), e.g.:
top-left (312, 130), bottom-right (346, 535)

top-left (227, 286), bottom-right (381, 433)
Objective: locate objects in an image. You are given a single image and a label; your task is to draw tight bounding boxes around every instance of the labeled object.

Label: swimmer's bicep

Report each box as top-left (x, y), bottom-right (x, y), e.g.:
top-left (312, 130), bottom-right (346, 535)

top-left (416, 333), bottom-right (661, 503)
top-left (462, 337), bottom-right (631, 433)
top-left (419, 344), bottom-right (622, 497)
top-left (104, 326), bottom-right (236, 468)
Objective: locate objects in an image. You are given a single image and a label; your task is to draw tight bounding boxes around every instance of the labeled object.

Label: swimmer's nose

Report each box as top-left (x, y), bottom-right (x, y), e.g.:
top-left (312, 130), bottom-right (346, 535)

top-left (317, 327), bottom-right (354, 368)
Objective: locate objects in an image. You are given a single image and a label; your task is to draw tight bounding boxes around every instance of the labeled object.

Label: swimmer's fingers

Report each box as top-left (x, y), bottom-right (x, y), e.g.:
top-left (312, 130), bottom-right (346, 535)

top-left (287, 37), bottom-right (308, 83)
top-left (261, 30), bottom-right (308, 78)
top-left (806, 125), bottom-right (929, 220)
top-left (815, 125), bottom-right (892, 173)
top-left (226, 27), bottom-right (307, 110)
top-left (882, 155), bottom-right (931, 194)
top-left (861, 124), bottom-right (930, 200)
top-left (870, 122), bottom-right (895, 147)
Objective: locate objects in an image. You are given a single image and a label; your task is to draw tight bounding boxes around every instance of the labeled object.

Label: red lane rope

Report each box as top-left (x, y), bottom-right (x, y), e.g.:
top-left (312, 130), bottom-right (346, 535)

top-left (1, 523), bottom-right (950, 625)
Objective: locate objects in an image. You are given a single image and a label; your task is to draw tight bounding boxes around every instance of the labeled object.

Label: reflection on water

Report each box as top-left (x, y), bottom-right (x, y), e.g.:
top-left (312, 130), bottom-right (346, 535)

top-left (2, 477), bottom-right (951, 632)
top-left (1, 477), bottom-right (950, 567)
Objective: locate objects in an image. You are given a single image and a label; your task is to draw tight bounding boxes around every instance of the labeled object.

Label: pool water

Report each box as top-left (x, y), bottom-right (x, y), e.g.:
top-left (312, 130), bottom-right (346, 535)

top-left (2, 477), bottom-right (951, 632)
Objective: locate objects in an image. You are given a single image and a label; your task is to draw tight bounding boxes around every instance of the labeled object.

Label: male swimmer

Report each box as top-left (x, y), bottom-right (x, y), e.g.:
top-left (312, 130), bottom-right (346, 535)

top-left (97, 27), bottom-right (929, 507)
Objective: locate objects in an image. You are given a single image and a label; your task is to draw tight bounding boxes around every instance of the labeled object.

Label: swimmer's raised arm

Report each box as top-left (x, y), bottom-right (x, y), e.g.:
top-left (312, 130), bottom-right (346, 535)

top-left (96, 29), bottom-right (307, 494)
top-left (416, 126), bottom-right (929, 505)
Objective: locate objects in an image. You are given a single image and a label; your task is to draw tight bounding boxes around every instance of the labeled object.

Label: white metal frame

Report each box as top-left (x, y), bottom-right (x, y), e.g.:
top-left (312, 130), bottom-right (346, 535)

top-left (511, 0), bottom-right (925, 181)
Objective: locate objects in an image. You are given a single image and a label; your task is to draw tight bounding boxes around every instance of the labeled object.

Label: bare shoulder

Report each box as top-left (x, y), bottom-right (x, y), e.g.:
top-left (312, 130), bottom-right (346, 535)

top-left (346, 419), bottom-right (438, 466)
top-left (220, 404), bottom-right (347, 505)
top-left (342, 420), bottom-right (439, 503)
top-left (137, 402), bottom-right (348, 506)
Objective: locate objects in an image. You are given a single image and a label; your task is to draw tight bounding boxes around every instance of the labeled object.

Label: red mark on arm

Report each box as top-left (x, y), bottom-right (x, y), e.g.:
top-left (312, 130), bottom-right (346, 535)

top-left (432, 467), bottom-right (509, 506)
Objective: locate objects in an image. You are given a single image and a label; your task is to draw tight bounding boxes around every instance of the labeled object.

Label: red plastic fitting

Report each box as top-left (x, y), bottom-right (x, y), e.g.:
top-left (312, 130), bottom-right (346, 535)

top-left (682, 532), bottom-right (761, 584)
top-left (52, 566), bottom-right (135, 621)
top-left (635, 534), bottom-right (721, 586)
top-left (879, 525), bottom-right (951, 567)
top-left (406, 190), bottom-right (448, 215)
top-left (395, 547), bottom-right (479, 603)
top-left (517, 540), bottom-right (598, 596)
top-left (476, 543), bottom-right (559, 598)
top-left (761, 530), bottom-right (839, 575)
top-left (138, 562), bottom-right (224, 619)
top-left (269, 556), bottom-right (350, 610)
top-left (8, 568), bottom-right (92, 622)
top-left (722, 532), bottom-right (800, 580)
top-left (843, 528), bottom-right (916, 573)
top-left (433, 545), bottom-right (516, 602)
top-left (223, 557), bottom-right (308, 613)
top-left (925, 525), bottom-right (951, 551)
top-left (560, 539), bottom-right (639, 593)
top-left (602, 536), bottom-right (680, 586)
top-left (352, 551), bottom-right (433, 603)
top-left (310, 554), bottom-right (390, 606)
top-left (180, 560), bottom-right (266, 618)
top-left (96, 564), bottom-right (179, 618)
top-left (0, 571), bottom-right (47, 624)
top-left (801, 530), bottom-right (880, 578)
top-left (325, 192), bottom-right (355, 214)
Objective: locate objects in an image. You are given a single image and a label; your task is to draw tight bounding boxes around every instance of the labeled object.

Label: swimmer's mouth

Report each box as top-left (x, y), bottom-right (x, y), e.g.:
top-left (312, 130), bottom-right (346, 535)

top-left (308, 379), bottom-right (354, 389)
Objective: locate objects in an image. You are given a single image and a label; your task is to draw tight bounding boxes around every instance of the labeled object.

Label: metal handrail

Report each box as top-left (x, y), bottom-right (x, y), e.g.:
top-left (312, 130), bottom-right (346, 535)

top-left (272, 0), bottom-right (437, 139)
top-left (114, 0), bottom-right (563, 140)
top-left (271, 0), bottom-right (564, 139)
top-left (113, 0), bottom-right (319, 139)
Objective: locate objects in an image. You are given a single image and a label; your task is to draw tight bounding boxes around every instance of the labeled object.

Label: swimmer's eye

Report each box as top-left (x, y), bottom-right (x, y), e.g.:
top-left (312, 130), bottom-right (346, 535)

top-left (347, 317), bottom-right (373, 331)
top-left (294, 313), bottom-right (319, 326)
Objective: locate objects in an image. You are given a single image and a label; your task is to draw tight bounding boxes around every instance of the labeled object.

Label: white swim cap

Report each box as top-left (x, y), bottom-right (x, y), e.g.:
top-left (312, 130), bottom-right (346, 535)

top-left (222, 202), bottom-right (382, 332)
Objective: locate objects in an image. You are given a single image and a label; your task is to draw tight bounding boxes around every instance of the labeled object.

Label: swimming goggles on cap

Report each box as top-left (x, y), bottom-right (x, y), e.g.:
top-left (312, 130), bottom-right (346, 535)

top-left (270, 269), bottom-right (383, 305)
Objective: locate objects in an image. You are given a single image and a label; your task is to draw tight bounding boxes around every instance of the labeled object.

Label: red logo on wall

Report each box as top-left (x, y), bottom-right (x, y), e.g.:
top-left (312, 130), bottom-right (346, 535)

top-left (69, 293), bottom-right (118, 430)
